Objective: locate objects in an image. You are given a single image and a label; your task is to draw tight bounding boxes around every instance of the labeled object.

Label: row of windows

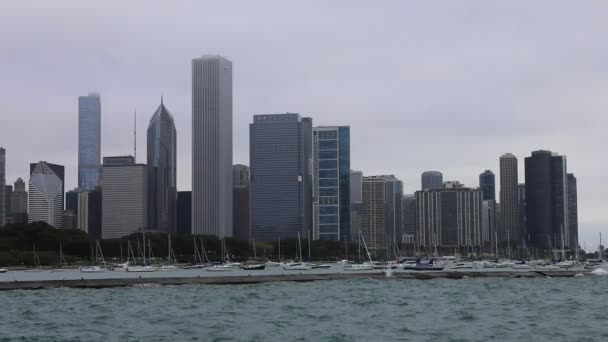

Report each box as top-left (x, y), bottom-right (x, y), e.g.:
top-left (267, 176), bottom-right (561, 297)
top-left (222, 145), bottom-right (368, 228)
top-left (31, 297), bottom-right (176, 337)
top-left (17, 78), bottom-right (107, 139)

top-left (318, 160), bottom-right (337, 169)
top-left (319, 206), bottom-right (338, 214)
top-left (319, 188), bottom-right (338, 196)
top-left (318, 150), bottom-right (337, 159)
top-left (318, 140), bottom-right (337, 150)
top-left (316, 131), bottom-right (337, 139)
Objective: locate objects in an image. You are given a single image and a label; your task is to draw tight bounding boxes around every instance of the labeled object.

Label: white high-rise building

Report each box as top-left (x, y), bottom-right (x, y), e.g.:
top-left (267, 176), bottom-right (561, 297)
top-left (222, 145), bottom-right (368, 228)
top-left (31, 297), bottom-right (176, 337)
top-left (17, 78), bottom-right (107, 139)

top-left (191, 55), bottom-right (233, 237)
top-left (28, 161), bottom-right (64, 228)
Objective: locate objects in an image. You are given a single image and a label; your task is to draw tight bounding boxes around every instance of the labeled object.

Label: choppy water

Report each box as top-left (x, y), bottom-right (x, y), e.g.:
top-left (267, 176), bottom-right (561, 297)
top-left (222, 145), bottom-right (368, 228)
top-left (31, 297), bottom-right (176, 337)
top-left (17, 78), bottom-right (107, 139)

top-left (1, 277), bottom-right (607, 341)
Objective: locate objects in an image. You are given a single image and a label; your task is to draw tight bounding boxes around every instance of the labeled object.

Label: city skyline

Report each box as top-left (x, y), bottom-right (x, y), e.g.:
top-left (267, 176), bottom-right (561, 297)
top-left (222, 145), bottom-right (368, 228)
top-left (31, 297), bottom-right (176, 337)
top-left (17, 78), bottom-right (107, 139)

top-left (1, 1), bottom-right (606, 247)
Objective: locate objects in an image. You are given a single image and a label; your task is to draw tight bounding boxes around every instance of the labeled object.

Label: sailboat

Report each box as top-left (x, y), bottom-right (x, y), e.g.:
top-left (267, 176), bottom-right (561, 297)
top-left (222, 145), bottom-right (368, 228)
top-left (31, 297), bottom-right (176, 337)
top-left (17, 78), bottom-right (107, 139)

top-left (158, 235), bottom-right (179, 271)
top-left (126, 232), bottom-right (157, 272)
top-left (206, 238), bottom-right (240, 271)
top-left (283, 233), bottom-right (312, 270)
top-left (242, 239), bottom-right (266, 270)
top-left (344, 233), bottom-right (374, 271)
top-left (266, 237), bottom-right (283, 267)
top-left (80, 241), bottom-right (107, 273)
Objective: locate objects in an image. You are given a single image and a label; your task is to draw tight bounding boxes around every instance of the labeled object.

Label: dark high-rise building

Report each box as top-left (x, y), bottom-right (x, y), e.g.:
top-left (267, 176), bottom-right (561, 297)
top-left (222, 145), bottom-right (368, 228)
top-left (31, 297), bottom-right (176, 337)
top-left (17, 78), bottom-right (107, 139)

top-left (525, 150), bottom-right (570, 250)
top-left (379, 175), bottom-right (403, 257)
top-left (0, 147), bottom-right (5, 227)
top-left (66, 189), bottom-right (79, 211)
top-left (233, 165), bottom-right (250, 241)
top-left (312, 126), bottom-right (350, 241)
top-left (350, 170), bottom-right (363, 241)
top-left (78, 93), bottom-right (101, 190)
top-left (176, 191), bottom-right (192, 235)
top-left (567, 174), bottom-right (578, 248)
top-left (4, 185), bottom-right (11, 225)
top-left (416, 187), bottom-right (482, 248)
top-left (77, 189), bottom-right (102, 239)
top-left (147, 99), bottom-right (177, 234)
top-left (10, 178), bottom-right (27, 224)
top-left (499, 153), bottom-right (519, 243)
top-left (28, 161), bottom-right (65, 228)
top-left (421, 171), bottom-right (443, 190)
top-left (518, 183), bottom-right (526, 242)
top-left (250, 113), bottom-right (313, 242)
top-left (402, 194), bottom-right (417, 244)
top-left (192, 55), bottom-right (233, 238)
top-left (479, 170), bottom-right (495, 201)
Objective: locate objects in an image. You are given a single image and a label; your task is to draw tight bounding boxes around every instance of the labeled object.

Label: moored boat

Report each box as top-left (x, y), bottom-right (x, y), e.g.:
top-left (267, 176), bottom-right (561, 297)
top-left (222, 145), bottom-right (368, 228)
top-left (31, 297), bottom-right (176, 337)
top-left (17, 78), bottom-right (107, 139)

top-left (242, 263), bottom-right (266, 270)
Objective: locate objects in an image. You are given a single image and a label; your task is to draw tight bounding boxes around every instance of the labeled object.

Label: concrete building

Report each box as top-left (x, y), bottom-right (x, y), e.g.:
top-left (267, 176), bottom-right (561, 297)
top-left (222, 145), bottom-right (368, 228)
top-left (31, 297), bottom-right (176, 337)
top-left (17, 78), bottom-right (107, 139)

top-left (10, 177), bottom-right (27, 224)
top-left (350, 170), bottom-right (363, 241)
top-left (176, 191), bottom-right (192, 235)
top-left (28, 161), bottom-right (64, 228)
top-left (499, 153), bottom-right (519, 244)
top-left (479, 170), bottom-right (495, 201)
top-left (402, 194), bottom-right (417, 246)
top-left (312, 126), bottom-right (350, 241)
top-left (147, 99), bottom-right (177, 234)
top-left (518, 183), bottom-right (526, 242)
top-left (481, 200), bottom-right (496, 247)
top-left (421, 171), bottom-right (443, 190)
top-left (378, 175), bottom-right (403, 257)
top-left (233, 164), bottom-right (250, 241)
top-left (78, 93), bottom-right (101, 190)
top-left (250, 113), bottom-right (313, 242)
top-left (0, 147), bottom-right (5, 226)
top-left (361, 176), bottom-right (387, 252)
top-left (101, 156), bottom-right (147, 239)
top-left (567, 174), bottom-right (578, 249)
top-left (77, 189), bottom-right (102, 239)
top-left (415, 187), bottom-right (482, 249)
top-left (191, 55), bottom-right (233, 237)
top-left (525, 150), bottom-right (570, 250)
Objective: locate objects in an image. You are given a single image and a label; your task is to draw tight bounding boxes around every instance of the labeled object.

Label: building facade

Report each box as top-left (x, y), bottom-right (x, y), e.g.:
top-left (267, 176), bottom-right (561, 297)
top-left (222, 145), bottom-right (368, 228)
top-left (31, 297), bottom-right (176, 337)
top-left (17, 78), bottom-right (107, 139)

top-left (147, 99), bottom-right (177, 234)
top-left (101, 156), bottom-right (147, 239)
top-left (525, 150), bottom-right (570, 250)
top-left (176, 191), bottom-right (192, 235)
top-left (0, 147), bottom-right (5, 226)
top-left (4, 185), bottom-right (12, 225)
top-left (10, 178), bottom-right (27, 224)
top-left (191, 55), bottom-right (233, 237)
top-left (350, 170), bottom-right (363, 241)
top-left (378, 175), bottom-right (403, 257)
top-left (28, 161), bottom-right (64, 228)
top-left (421, 171), bottom-right (443, 190)
top-left (479, 170), bottom-right (495, 201)
top-left (312, 126), bottom-right (350, 241)
top-left (77, 189), bottom-right (102, 239)
top-left (250, 113), bottom-right (313, 242)
top-left (499, 153), bottom-right (520, 244)
top-left (233, 164), bottom-right (250, 241)
top-left (567, 174), bottom-right (578, 249)
top-left (361, 177), bottom-right (387, 252)
top-left (402, 194), bottom-right (417, 245)
top-left (78, 93), bottom-right (101, 190)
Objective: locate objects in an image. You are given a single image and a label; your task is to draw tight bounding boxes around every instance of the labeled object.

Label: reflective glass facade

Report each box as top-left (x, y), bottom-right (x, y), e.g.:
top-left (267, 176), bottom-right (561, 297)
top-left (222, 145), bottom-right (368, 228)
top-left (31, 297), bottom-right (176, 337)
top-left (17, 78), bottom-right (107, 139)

top-left (78, 93), bottom-right (101, 190)
top-left (313, 126), bottom-right (350, 241)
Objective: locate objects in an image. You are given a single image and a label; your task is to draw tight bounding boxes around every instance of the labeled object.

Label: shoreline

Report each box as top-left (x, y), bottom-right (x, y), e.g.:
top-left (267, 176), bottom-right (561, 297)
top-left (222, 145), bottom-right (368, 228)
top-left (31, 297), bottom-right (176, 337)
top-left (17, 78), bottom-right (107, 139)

top-left (0, 269), bottom-right (589, 291)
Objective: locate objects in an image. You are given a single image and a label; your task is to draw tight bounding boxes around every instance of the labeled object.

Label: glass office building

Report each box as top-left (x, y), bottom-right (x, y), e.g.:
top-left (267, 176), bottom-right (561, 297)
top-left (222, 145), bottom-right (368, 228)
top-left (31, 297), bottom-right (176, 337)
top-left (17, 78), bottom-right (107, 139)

top-left (78, 93), bottom-right (101, 190)
top-left (313, 126), bottom-right (350, 241)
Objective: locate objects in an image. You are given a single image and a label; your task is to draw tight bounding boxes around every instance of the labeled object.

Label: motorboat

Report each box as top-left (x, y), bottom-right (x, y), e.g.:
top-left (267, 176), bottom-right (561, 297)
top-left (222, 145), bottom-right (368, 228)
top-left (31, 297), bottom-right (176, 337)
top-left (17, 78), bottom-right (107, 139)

top-left (283, 262), bottom-right (312, 271)
top-left (126, 265), bottom-right (157, 272)
top-left (265, 261), bottom-right (283, 267)
top-left (343, 263), bottom-right (373, 271)
top-left (206, 264), bottom-right (238, 272)
top-left (158, 265), bottom-right (179, 271)
top-left (311, 264), bottom-right (332, 269)
top-left (241, 263), bottom-right (266, 270)
top-left (0, 268), bottom-right (8, 273)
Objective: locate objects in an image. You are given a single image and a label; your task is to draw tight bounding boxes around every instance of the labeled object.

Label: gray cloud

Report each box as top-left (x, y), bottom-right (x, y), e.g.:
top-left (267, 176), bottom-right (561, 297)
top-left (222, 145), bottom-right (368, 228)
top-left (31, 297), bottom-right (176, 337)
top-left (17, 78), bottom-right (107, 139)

top-left (1, 0), bottom-right (607, 247)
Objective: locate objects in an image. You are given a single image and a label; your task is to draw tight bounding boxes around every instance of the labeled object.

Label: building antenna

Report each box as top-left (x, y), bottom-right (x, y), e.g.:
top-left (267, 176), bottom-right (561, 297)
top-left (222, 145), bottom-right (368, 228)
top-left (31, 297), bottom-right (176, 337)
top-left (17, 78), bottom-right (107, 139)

top-left (134, 109), bottom-right (137, 161)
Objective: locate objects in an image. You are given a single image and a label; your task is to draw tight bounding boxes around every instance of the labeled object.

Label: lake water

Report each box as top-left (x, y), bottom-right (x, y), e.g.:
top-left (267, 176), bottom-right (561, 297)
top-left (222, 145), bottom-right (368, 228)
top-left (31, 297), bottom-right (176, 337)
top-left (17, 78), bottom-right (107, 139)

top-left (1, 276), bottom-right (607, 341)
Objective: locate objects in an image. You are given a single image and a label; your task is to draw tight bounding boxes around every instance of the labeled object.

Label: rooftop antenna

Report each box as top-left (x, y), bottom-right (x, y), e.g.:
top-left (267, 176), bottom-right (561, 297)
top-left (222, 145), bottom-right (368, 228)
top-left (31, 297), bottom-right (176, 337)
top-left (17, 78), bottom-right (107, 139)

top-left (134, 109), bottom-right (137, 162)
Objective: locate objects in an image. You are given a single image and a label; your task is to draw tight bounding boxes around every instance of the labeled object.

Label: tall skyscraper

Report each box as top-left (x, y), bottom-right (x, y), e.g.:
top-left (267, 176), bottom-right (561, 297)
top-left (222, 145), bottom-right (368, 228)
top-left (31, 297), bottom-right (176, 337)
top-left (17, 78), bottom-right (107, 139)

top-left (421, 171), bottom-right (443, 190)
top-left (312, 126), bottom-right (350, 241)
top-left (28, 161), bottom-right (64, 228)
top-left (350, 170), bottom-right (363, 241)
top-left (147, 98), bottom-right (177, 234)
top-left (378, 175), bottom-right (403, 257)
top-left (192, 55), bottom-right (233, 237)
top-left (101, 156), bottom-right (147, 239)
top-left (11, 177), bottom-right (28, 224)
top-left (402, 194), bottom-right (417, 244)
top-left (0, 147), bottom-right (5, 227)
top-left (499, 153), bottom-right (519, 244)
top-left (361, 176), bottom-right (387, 251)
top-left (77, 189), bottom-right (102, 239)
top-left (525, 150), bottom-right (570, 250)
top-left (233, 164), bottom-right (250, 241)
top-left (479, 170), bottom-right (495, 201)
top-left (250, 113), bottom-right (313, 242)
top-left (78, 93), bottom-right (101, 190)
top-left (567, 174), bottom-right (578, 249)
top-left (4, 185), bottom-right (12, 224)
top-left (518, 183), bottom-right (526, 242)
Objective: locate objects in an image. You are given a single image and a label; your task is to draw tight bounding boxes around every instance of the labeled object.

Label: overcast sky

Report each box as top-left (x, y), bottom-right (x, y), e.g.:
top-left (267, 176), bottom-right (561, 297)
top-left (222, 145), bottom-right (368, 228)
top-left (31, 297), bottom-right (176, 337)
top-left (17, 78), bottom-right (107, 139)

top-left (1, 1), bottom-right (607, 248)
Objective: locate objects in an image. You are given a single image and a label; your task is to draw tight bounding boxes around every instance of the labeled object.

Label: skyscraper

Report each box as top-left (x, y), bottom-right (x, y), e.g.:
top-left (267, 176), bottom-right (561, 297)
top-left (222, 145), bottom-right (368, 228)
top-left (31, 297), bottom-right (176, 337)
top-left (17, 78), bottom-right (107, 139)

top-left (28, 161), bottom-right (64, 228)
top-left (361, 176), bottom-right (387, 252)
top-left (233, 164), bottom-right (250, 241)
top-left (350, 170), bottom-right (363, 241)
top-left (77, 189), bottom-right (102, 239)
top-left (567, 174), bottom-right (578, 249)
top-left (525, 150), bottom-right (570, 250)
top-left (479, 170), bottom-right (495, 201)
top-left (11, 177), bottom-right (27, 224)
top-left (176, 191), bottom-right (192, 235)
top-left (78, 93), bottom-right (101, 190)
top-left (499, 153), bottom-right (519, 244)
top-left (0, 147), bottom-right (5, 227)
top-left (101, 156), bottom-right (147, 239)
top-left (4, 185), bottom-right (12, 225)
top-left (250, 113), bottom-right (313, 242)
top-left (402, 194), bottom-right (417, 245)
top-left (378, 175), bottom-right (403, 257)
top-left (312, 126), bottom-right (350, 241)
top-left (147, 98), bottom-right (177, 234)
top-left (421, 171), bottom-right (443, 190)
top-left (192, 55), bottom-right (233, 237)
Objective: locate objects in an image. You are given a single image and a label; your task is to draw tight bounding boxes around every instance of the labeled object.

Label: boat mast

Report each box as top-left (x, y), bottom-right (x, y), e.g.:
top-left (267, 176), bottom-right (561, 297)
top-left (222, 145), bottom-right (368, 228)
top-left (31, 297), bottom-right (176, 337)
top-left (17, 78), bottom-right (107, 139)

top-left (360, 232), bottom-right (373, 263)
top-left (278, 237), bottom-right (281, 262)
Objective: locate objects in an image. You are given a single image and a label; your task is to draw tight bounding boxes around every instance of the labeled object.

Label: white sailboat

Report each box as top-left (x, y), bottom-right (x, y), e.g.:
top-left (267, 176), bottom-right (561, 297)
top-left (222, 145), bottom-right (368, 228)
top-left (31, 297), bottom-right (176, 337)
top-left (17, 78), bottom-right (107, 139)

top-left (344, 233), bottom-right (373, 271)
top-left (284, 233), bottom-right (312, 270)
top-left (127, 231), bottom-right (157, 272)
top-left (207, 238), bottom-right (239, 271)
